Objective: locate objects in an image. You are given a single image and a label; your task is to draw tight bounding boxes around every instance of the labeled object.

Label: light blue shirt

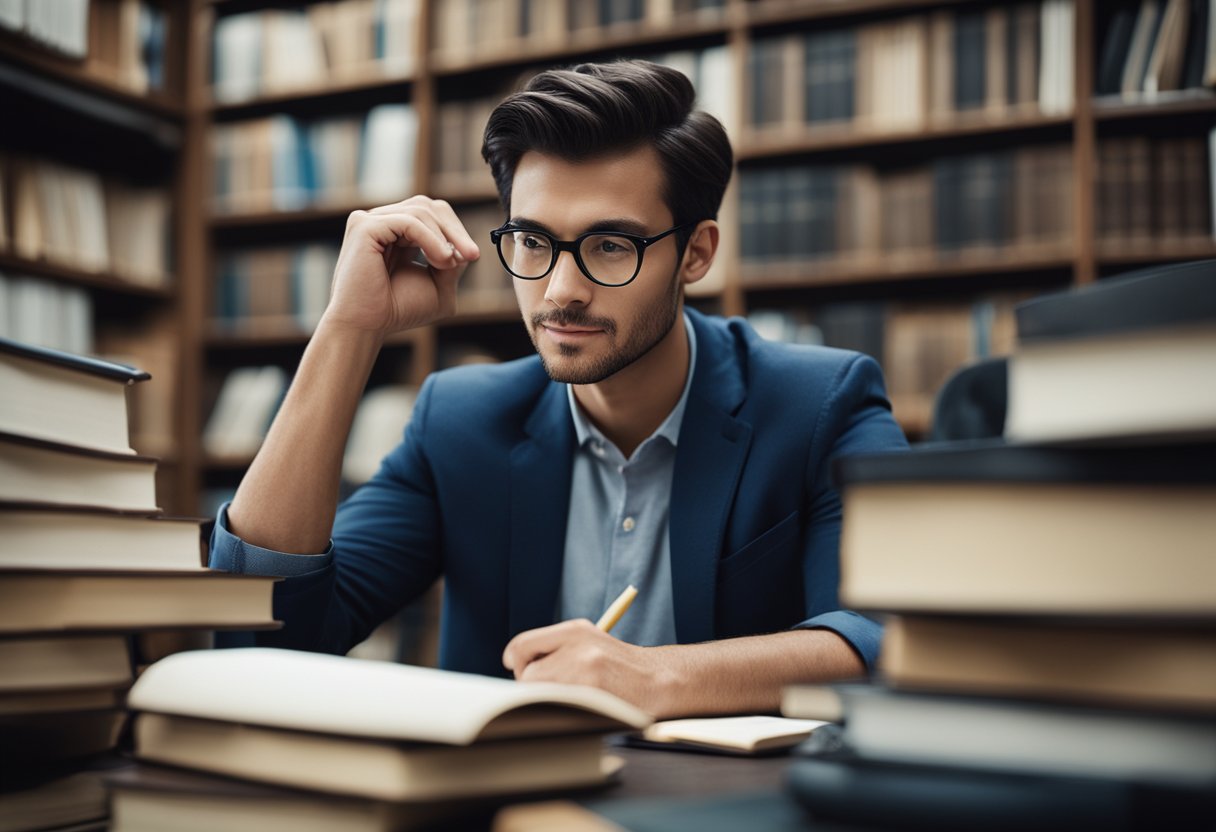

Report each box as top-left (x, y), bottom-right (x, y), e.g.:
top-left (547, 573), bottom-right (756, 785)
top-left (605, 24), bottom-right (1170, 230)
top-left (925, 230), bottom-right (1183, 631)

top-left (209, 315), bottom-right (697, 650)
top-left (557, 313), bottom-right (696, 647)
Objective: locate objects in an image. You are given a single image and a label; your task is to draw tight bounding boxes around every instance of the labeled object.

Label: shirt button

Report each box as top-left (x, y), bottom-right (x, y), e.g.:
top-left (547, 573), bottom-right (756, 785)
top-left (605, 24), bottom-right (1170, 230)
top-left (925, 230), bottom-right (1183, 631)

top-left (622, 516), bottom-right (636, 532)
top-left (592, 442), bottom-right (605, 458)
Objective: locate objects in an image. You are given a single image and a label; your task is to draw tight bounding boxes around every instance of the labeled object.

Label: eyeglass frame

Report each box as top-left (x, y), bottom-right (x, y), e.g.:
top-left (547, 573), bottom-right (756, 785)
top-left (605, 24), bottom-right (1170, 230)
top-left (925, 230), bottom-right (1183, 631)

top-left (489, 221), bottom-right (696, 288)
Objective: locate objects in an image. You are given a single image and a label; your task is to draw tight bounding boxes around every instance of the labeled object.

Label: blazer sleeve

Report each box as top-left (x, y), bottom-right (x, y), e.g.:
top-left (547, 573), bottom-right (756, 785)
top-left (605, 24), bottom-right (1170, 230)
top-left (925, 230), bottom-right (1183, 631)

top-left (793, 353), bottom-right (908, 669)
top-left (210, 375), bottom-right (444, 655)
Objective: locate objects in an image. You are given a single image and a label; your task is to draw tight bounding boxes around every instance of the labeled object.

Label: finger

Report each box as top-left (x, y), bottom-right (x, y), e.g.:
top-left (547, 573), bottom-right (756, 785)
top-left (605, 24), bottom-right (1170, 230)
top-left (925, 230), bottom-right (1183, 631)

top-left (427, 199), bottom-right (482, 262)
top-left (361, 212), bottom-right (459, 270)
top-left (368, 198), bottom-right (480, 263)
top-left (502, 619), bottom-right (595, 671)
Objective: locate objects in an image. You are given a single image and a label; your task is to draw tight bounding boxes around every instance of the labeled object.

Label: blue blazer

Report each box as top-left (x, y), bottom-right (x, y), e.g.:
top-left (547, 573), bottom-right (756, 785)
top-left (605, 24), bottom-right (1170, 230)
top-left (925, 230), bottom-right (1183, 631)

top-left (212, 309), bottom-right (908, 674)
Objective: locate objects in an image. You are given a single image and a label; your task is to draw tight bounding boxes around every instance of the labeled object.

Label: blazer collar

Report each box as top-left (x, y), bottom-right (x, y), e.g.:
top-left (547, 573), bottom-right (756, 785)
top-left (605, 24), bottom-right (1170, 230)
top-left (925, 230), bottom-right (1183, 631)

top-left (669, 309), bottom-right (752, 643)
top-left (508, 380), bottom-right (576, 637)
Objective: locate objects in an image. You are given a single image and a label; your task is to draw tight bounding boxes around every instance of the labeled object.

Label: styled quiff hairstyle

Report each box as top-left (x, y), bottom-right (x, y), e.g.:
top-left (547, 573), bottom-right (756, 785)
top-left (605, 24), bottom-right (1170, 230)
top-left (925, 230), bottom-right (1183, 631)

top-left (481, 60), bottom-right (733, 250)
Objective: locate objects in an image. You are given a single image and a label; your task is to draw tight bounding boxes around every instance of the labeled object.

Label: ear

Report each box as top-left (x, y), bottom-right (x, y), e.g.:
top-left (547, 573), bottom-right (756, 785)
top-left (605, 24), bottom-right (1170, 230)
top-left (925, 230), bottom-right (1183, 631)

top-left (678, 220), bottom-right (720, 288)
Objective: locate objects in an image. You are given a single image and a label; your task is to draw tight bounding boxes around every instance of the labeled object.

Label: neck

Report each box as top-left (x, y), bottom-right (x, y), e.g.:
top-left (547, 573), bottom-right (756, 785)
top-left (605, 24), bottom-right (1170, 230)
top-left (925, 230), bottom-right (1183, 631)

top-left (573, 306), bottom-right (690, 459)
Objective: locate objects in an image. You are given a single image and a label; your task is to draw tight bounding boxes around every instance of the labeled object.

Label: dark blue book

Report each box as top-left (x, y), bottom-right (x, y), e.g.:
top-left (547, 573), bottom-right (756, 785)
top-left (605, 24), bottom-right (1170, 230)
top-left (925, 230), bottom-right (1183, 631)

top-left (788, 754), bottom-right (1216, 832)
top-left (954, 10), bottom-right (988, 110)
top-left (1097, 4), bottom-right (1140, 95)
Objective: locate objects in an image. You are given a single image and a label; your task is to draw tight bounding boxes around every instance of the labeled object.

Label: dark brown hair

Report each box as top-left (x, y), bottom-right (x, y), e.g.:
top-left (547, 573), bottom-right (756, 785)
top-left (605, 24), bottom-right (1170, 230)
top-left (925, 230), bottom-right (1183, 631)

top-left (481, 60), bottom-right (733, 249)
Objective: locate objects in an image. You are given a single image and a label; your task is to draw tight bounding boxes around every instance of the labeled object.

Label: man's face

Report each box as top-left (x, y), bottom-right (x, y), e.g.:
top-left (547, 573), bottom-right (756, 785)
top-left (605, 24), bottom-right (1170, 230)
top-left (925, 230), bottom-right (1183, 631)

top-left (507, 146), bottom-right (684, 385)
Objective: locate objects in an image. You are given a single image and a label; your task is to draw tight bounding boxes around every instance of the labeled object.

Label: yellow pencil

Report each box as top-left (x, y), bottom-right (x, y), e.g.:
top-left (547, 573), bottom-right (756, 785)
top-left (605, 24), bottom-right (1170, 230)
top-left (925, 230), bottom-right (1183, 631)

top-left (595, 584), bottom-right (638, 633)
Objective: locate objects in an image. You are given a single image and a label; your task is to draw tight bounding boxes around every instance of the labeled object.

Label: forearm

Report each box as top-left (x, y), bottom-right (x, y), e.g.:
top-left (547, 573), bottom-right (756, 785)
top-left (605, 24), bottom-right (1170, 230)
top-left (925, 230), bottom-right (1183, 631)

top-left (227, 318), bottom-right (384, 553)
top-left (649, 629), bottom-right (864, 718)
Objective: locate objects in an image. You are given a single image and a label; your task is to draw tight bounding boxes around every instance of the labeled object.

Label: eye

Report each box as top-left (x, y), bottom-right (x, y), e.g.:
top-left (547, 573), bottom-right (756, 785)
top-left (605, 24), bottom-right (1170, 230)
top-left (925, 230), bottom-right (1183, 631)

top-left (520, 233), bottom-right (549, 250)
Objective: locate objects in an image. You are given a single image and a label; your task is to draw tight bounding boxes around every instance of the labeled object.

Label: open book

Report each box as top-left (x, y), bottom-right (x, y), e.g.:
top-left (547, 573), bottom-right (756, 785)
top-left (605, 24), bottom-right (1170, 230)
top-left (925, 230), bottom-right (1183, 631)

top-left (126, 648), bottom-right (651, 801)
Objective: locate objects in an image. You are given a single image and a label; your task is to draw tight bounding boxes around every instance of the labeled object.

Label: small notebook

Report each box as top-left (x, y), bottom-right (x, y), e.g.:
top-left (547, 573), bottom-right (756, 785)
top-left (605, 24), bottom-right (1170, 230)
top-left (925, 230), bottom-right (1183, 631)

top-left (629, 715), bottom-right (831, 756)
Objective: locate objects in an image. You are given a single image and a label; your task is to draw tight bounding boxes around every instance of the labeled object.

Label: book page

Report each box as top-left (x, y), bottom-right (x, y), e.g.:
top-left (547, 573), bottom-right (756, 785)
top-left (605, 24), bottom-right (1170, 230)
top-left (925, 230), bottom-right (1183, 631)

top-left (127, 648), bottom-right (650, 745)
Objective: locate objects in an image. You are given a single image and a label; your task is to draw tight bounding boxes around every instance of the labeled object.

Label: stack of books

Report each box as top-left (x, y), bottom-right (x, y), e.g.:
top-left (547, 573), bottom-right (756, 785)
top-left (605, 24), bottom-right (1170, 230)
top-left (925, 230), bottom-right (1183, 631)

top-left (110, 647), bottom-right (652, 831)
top-left (0, 337), bottom-right (278, 832)
top-left (783, 260), bottom-right (1216, 830)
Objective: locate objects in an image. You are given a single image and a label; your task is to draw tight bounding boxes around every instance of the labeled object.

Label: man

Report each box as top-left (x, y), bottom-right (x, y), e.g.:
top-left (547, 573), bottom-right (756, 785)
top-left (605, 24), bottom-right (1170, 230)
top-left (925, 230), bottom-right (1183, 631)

top-left (210, 60), bottom-right (907, 718)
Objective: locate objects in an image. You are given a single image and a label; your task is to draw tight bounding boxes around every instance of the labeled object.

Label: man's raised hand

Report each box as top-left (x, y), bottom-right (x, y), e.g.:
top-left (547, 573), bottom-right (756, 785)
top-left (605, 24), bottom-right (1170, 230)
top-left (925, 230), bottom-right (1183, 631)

top-left (323, 196), bottom-right (482, 337)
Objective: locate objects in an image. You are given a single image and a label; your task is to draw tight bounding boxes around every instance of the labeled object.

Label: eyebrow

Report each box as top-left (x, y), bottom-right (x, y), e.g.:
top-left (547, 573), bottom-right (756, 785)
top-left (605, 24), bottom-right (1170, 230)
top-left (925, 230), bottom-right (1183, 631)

top-left (507, 216), bottom-right (652, 237)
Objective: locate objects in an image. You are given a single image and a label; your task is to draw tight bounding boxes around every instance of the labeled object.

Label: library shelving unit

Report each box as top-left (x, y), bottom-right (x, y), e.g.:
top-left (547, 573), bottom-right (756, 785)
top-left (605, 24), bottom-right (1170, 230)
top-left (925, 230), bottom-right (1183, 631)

top-left (182, 0), bottom-right (1216, 512)
top-left (0, 0), bottom-right (204, 515)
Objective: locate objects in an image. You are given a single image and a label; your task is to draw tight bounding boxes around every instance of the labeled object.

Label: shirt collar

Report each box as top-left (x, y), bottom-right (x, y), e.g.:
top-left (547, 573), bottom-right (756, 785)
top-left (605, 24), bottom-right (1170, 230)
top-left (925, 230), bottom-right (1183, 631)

top-left (567, 311), bottom-right (697, 451)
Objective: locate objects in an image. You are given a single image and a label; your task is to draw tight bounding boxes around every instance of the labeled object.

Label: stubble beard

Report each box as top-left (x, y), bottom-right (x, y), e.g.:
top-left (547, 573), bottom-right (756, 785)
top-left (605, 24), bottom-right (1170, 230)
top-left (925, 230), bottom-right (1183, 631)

top-left (529, 270), bottom-right (681, 385)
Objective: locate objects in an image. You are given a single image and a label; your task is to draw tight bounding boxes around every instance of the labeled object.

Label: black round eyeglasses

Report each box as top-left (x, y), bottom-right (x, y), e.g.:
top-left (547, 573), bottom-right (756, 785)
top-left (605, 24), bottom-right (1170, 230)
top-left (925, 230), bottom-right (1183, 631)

top-left (489, 222), bottom-right (694, 288)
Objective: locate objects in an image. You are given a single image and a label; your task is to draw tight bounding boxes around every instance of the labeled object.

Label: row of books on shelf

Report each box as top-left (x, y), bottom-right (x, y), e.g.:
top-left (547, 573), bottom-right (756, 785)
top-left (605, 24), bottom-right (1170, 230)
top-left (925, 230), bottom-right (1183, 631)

top-left (202, 364), bottom-right (419, 487)
top-left (210, 0), bottom-right (419, 105)
top-left (213, 244), bottom-right (339, 335)
top-left (0, 0), bottom-right (168, 93)
top-left (211, 104), bottom-right (417, 215)
top-left (738, 145), bottom-right (1074, 271)
top-left (1097, 0), bottom-right (1216, 99)
top-left (431, 0), bottom-right (724, 66)
top-left (783, 261), bottom-right (1216, 829)
top-left (0, 153), bottom-right (172, 287)
top-left (1097, 133), bottom-right (1214, 244)
top-left (748, 1), bottom-right (1074, 139)
top-left (749, 296), bottom-right (1019, 435)
top-left (0, 335), bottom-right (279, 831)
top-left (0, 272), bottom-right (93, 356)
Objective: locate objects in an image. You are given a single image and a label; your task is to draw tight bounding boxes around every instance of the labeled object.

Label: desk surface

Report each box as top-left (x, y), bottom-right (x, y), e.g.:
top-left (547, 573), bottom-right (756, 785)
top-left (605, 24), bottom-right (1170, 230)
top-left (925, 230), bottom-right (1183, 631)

top-left (601, 744), bottom-right (794, 800)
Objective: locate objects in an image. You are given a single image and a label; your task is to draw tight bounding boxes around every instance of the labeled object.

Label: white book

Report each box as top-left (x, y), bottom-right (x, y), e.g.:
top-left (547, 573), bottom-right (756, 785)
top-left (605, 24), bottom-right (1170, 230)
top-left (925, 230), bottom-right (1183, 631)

top-left (203, 366), bottom-right (261, 457)
top-left (0, 274), bottom-right (9, 339)
top-left (0, 507), bottom-right (205, 572)
top-left (0, 0), bottom-right (23, 31)
top-left (262, 10), bottom-right (325, 94)
top-left (73, 170), bottom-right (111, 274)
top-left (129, 647), bottom-right (651, 745)
top-left (0, 433), bottom-right (157, 512)
top-left (641, 716), bottom-right (830, 754)
top-left (0, 157), bottom-right (8, 252)
top-left (213, 12), bottom-right (264, 103)
top-left (343, 384), bottom-right (417, 484)
top-left (59, 284), bottom-right (93, 356)
top-left (378, 0), bottom-right (419, 76)
top-left (126, 648), bottom-right (649, 802)
top-left (358, 104), bottom-right (417, 203)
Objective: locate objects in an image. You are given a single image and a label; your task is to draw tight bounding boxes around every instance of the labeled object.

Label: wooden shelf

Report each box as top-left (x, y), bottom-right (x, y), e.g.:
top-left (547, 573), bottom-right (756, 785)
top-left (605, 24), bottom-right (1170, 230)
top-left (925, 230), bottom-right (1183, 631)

top-left (210, 73), bottom-right (415, 118)
top-left (739, 113), bottom-right (1072, 159)
top-left (0, 252), bottom-right (174, 300)
top-left (203, 453), bottom-right (256, 472)
top-left (442, 307), bottom-right (522, 328)
top-left (434, 178), bottom-right (500, 205)
top-left (206, 325), bottom-right (424, 350)
top-left (1092, 92), bottom-right (1216, 122)
top-left (209, 204), bottom-right (364, 230)
top-left (740, 249), bottom-right (1075, 291)
top-left (430, 15), bottom-right (730, 76)
top-left (0, 35), bottom-right (183, 120)
top-left (1096, 240), bottom-right (1216, 268)
top-left (746, 0), bottom-right (973, 29)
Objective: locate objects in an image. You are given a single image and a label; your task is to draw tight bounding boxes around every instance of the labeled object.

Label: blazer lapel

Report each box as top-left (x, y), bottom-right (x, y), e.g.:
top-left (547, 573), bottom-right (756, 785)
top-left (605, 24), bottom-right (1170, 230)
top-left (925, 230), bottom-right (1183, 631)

top-left (670, 311), bottom-right (752, 644)
top-left (508, 381), bottom-right (576, 637)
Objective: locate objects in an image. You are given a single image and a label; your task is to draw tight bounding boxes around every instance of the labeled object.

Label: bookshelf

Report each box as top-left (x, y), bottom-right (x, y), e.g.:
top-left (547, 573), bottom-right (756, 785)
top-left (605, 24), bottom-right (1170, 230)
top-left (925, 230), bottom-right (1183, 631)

top-left (0, 0), bottom-right (202, 513)
top-left (4, 0), bottom-right (1213, 511)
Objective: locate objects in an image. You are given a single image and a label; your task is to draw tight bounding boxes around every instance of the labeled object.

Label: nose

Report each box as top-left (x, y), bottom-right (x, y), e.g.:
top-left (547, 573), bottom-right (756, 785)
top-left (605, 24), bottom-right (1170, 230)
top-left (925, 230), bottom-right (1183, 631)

top-left (543, 249), bottom-right (593, 309)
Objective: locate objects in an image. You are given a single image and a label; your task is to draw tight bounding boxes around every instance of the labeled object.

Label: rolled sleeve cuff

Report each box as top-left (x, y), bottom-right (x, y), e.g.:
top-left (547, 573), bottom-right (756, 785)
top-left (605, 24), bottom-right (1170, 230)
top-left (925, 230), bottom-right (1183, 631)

top-left (794, 610), bottom-right (883, 672)
top-left (209, 502), bottom-right (334, 578)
